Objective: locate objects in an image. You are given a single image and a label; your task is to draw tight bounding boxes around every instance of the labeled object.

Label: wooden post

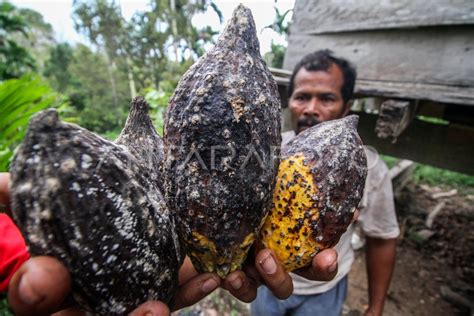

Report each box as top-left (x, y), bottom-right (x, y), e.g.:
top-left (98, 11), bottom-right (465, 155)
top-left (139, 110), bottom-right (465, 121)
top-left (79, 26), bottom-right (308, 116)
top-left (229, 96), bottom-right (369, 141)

top-left (375, 99), bottom-right (418, 143)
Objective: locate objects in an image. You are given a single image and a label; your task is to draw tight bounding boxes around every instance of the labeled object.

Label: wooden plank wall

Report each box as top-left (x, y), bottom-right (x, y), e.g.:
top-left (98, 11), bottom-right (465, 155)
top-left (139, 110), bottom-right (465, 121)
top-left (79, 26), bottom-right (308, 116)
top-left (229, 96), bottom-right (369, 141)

top-left (283, 0), bottom-right (474, 105)
top-left (291, 0), bottom-right (474, 34)
top-left (357, 112), bottom-right (474, 175)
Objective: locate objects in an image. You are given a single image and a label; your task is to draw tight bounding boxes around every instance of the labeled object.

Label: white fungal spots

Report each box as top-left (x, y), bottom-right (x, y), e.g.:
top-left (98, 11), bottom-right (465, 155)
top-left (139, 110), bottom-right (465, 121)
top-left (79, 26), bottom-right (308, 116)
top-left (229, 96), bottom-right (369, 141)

top-left (223, 129), bottom-right (231, 138)
top-left (60, 158), bottom-right (76, 173)
top-left (106, 255), bottom-right (117, 264)
top-left (81, 154), bottom-right (92, 169)
top-left (191, 114), bottom-right (201, 124)
top-left (196, 87), bottom-right (207, 96)
top-left (257, 93), bottom-right (267, 104)
top-left (86, 187), bottom-right (98, 196)
top-left (45, 178), bottom-right (60, 192)
top-left (189, 190), bottom-right (200, 199)
top-left (205, 74), bottom-right (214, 82)
top-left (39, 209), bottom-right (52, 220)
top-left (26, 155), bottom-right (40, 165)
top-left (16, 182), bottom-right (32, 193)
top-left (71, 182), bottom-right (81, 192)
top-left (246, 55), bottom-right (253, 66)
top-left (147, 219), bottom-right (156, 236)
top-left (238, 14), bottom-right (249, 26)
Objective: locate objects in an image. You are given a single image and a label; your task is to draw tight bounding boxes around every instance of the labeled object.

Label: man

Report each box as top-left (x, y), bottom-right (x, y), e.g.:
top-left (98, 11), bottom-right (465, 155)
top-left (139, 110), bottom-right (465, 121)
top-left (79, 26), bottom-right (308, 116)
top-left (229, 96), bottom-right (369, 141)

top-left (251, 50), bottom-right (400, 316)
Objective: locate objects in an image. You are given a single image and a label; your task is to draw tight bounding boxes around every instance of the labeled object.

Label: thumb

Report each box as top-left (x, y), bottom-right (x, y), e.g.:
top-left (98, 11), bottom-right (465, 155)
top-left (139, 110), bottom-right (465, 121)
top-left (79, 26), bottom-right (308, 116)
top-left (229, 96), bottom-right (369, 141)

top-left (8, 256), bottom-right (72, 316)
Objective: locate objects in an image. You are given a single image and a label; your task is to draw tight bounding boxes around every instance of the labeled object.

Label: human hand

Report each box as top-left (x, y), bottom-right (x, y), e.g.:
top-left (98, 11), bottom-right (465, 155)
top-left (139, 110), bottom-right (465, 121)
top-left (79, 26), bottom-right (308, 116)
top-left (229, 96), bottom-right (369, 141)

top-left (7, 256), bottom-right (220, 316)
top-left (222, 208), bottom-right (360, 302)
top-left (222, 247), bottom-right (338, 302)
top-left (0, 173), bottom-right (11, 216)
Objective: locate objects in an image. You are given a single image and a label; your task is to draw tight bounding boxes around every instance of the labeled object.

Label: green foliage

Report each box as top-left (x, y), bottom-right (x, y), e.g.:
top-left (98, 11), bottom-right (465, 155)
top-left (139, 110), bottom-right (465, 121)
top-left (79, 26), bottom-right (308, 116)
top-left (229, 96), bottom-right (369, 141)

top-left (144, 88), bottom-right (171, 136)
top-left (262, 6), bottom-right (292, 36)
top-left (261, 4), bottom-right (291, 69)
top-left (411, 164), bottom-right (474, 191)
top-left (0, 2), bottom-right (36, 79)
top-left (44, 43), bottom-right (131, 134)
top-left (416, 115), bottom-right (450, 126)
top-left (381, 155), bottom-right (474, 193)
top-left (11, 7), bottom-right (55, 69)
top-left (143, 58), bottom-right (194, 135)
top-left (0, 296), bottom-right (13, 316)
top-left (44, 43), bottom-right (76, 93)
top-left (0, 75), bottom-right (56, 171)
top-left (380, 155), bottom-right (398, 169)
top-left (264, 41), bottom-right (286, 68)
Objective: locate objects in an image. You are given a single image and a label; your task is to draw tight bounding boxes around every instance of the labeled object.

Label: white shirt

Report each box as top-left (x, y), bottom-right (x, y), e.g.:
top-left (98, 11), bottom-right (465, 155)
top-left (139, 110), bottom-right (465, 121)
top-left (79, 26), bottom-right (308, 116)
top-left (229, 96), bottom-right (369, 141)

top-left (281, 130), bottom-right (400, 295)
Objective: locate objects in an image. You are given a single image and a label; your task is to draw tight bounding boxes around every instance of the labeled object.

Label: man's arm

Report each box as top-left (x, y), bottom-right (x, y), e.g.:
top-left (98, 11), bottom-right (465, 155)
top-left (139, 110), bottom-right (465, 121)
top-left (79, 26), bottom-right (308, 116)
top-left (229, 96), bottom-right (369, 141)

top-left (365, 236), bottom-right (397, 316)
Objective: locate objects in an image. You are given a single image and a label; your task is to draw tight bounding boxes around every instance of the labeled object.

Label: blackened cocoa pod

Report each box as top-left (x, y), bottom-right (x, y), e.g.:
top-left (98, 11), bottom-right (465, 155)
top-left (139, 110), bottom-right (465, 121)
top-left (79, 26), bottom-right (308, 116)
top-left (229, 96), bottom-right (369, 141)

top-left (258, 115), bottom-right (367, 271)
top-left (116, 96), bottom-right (165, 192)
top-left (10, 109), bottom-right (181, 315)
top-left (164, 4), bottom-right (281, 277)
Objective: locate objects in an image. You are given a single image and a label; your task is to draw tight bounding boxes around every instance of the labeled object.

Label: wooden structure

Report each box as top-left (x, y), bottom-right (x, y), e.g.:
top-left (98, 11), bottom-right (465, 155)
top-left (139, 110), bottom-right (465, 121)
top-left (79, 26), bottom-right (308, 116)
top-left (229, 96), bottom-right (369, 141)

top-left (275, 0), bottom-right (474, 175)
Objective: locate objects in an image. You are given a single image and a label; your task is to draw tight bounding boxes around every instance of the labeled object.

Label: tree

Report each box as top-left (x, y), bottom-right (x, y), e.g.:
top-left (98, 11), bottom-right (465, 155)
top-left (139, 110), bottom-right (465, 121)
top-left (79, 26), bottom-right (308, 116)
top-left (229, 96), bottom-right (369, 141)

top-left (72, 0), bottom-right (125, 107)
top-left (0, 2), bottom-right (36, 79)
top-left (68, 44), bottom-right (130, 135)
top-left (150, 0), bottom-right (222, 61)
top-left (12, 7), bottom-right (55, 68)
top-left (44, 43), bottom-right (76, 93)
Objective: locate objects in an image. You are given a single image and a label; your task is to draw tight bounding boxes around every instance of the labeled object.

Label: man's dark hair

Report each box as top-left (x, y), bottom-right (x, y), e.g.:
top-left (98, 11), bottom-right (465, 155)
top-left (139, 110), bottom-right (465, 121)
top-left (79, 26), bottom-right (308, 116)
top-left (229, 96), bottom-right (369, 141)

top-left (288, 49), bottom-right (357, 104)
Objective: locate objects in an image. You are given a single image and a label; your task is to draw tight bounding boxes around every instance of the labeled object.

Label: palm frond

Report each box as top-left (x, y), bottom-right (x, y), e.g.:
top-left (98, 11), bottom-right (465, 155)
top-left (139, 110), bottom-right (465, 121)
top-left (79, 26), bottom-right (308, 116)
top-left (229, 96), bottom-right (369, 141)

top-left (0, 75), bottom-right (56, 171)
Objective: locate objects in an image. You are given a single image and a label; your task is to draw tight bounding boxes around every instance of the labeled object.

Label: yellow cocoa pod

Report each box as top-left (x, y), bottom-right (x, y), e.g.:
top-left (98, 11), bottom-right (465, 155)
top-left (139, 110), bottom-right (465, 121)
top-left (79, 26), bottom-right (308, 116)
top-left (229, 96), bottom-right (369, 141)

top-left (258, 115), bottom-right (367, 272)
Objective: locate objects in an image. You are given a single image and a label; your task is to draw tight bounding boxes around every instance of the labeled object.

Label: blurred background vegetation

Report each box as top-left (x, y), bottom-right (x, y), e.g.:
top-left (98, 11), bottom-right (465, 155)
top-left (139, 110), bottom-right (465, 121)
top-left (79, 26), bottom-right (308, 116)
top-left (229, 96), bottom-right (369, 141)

top-left (0, 0), bottom-right (295, 172)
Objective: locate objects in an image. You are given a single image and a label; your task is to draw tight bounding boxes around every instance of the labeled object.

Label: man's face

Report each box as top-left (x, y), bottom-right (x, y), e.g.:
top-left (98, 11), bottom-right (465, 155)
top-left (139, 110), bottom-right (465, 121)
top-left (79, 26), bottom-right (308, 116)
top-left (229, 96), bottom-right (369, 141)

top-left (289, 64), bottom-right (349, 134)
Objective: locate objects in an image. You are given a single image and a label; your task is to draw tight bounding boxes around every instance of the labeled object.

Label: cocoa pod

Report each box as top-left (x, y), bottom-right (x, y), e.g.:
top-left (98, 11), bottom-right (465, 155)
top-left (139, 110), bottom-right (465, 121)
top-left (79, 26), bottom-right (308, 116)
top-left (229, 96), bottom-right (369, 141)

top-left (10, 100), bottom-right (181, 315)
top-left (164, 5), bottom-right (281, 277)
top-left (116, 97), bottom-right (165, 192)
top-left (258, 115), bottom-right (367, 272)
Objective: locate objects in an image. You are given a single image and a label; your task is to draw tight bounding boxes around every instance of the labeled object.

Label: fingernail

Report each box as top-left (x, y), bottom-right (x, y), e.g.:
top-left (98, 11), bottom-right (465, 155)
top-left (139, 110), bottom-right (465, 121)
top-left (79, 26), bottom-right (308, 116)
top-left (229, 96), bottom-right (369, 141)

top-left (328, 260), bottom-right (337, 273)
top-left (144, 312), bottom-right (154, 316)
top-left (18, 274), bottom-right (41, 305)
top-left (260, 253), bottom-right (277, 275)
top-left (202, 277), bottom-right (218, 293)
top-left (229, 276), bottom-right (242, 290)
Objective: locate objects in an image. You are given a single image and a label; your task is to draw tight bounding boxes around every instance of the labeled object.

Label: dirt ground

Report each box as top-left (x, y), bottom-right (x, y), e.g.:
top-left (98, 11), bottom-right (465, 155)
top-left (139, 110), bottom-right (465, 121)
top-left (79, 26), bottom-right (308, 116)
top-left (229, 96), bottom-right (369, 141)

top-left (175, 181), bottom-right (474, 316)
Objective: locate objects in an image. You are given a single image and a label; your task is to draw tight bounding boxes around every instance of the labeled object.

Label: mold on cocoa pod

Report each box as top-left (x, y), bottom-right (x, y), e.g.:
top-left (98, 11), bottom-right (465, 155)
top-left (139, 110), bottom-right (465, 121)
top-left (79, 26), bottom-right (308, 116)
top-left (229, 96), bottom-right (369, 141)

top-left (163, 4), bottom-right (281, 277)
top-left (258, 115), bottom-right (367, 272)
top-left (116, 96), bottom-right (165, 192)
top-left (10, 108), bottom-right (181, 315)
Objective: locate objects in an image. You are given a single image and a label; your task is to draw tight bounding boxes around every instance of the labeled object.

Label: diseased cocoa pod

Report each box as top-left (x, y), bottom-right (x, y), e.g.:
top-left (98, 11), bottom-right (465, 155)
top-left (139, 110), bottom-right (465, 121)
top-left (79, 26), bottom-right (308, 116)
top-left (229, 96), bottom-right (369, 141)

top-left (258, 115), bottom-right (367, 272)
top-left (10, 106), bottom-right (181, 315)
top-left (116, 96), bottom-right (165, 192)
top-left (164, 4), bottom-right (281, 277)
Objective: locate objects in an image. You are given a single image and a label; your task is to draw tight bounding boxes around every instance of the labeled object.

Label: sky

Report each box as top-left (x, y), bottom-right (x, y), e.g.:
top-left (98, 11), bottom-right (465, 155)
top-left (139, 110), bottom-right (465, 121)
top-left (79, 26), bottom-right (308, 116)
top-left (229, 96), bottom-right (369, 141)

top-left (10, 0), bottom-right (295, 54)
